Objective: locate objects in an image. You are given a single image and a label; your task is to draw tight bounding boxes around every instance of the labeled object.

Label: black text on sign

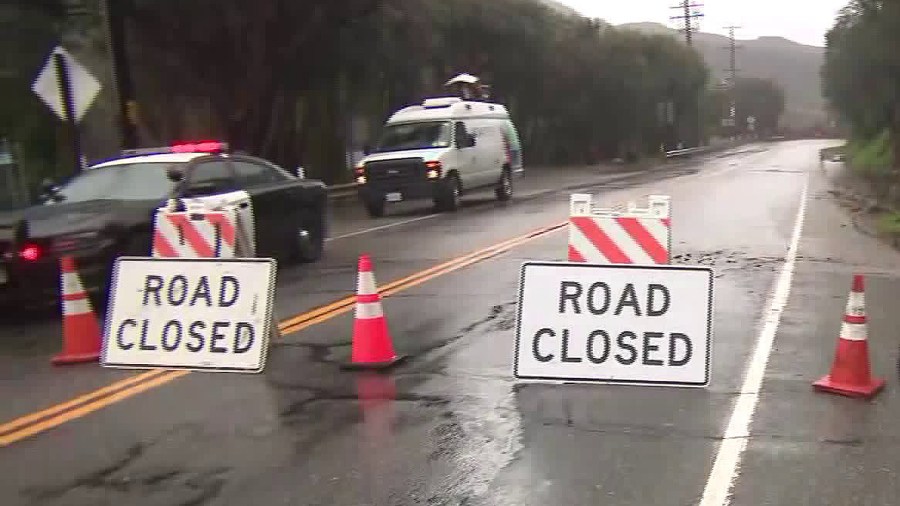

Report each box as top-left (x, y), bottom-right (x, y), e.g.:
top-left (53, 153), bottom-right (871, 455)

top-left (514, 262), bottom-right (713, 387)
top-left (102, 257), bottom-right (277, 373)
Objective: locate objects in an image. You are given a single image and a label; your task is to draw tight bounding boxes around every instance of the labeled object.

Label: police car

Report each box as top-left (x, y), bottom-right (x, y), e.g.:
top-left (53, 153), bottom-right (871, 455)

top-left (0, 141), bottom-right (327, 308)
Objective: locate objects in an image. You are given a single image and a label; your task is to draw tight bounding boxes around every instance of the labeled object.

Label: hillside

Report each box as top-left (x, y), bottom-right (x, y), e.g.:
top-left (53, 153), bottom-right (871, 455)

top-left (619, 22), bottom-right (826, 129)
top-left (536, 0), bottom-right (581, 17)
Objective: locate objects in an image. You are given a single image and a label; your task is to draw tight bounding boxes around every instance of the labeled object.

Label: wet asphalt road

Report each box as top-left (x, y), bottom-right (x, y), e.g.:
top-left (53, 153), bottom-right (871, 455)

top-left (4, 140), bottom-right (900, 505)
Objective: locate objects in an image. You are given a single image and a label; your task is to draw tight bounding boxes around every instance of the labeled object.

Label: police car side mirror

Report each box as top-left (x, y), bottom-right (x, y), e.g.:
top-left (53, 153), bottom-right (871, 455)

top-left (166, 167), bottom-right (185, 183)
top-left (40, 178), bottom-right (63, 202)
top-left (181, 181), bottom-right (221, 198)
top-left (363, 144), bottom-right (372, 156)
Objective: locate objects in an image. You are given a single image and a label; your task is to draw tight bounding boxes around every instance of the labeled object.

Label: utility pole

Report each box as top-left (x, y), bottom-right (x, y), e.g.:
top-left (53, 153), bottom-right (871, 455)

top-left (670, 1), bottom-right (704, 46)
top-left (723, 26), bottom-right (742, 135)
top-left (669, 2), bottom-right (705, 147)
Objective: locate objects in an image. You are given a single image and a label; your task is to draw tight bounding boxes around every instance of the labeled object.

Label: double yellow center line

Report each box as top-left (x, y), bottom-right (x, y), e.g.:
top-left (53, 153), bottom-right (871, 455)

top-left (0, 220), bottom-right (567, 447)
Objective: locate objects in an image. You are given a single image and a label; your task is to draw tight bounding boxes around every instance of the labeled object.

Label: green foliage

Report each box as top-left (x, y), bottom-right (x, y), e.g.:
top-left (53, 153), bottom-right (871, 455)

top-left (119, 0), bottom-right (712, 181)
top-left (876, 211), bottom-right (900, 236)
top-left (7, 0), bottom-right (714, 183)
top-left (705, 77), bottom-right (785, 136)
top-left (848, 129), bottom-right (893, 175)
top-left (0, 1), bottom-right (67, 180)
top-left (822, 0), bottom-right (900, 168)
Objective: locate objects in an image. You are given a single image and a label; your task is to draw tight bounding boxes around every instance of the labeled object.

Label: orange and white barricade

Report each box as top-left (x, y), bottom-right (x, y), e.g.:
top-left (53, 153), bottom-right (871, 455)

top-left (568, 193), bottom-right (671, 264)
top-left (151, 197), bottom-right (255, 259)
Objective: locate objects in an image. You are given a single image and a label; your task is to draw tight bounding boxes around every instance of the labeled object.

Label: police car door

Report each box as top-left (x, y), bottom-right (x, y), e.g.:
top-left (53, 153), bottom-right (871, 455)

top-left (231, 157), bottom-right (294, 258)
top-left (182, 158), bottom-right (257, 257)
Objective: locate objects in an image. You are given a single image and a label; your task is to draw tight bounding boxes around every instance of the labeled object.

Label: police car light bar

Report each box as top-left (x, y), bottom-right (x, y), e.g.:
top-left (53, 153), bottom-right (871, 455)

top-left (120, 141), bottom-right (229, 157)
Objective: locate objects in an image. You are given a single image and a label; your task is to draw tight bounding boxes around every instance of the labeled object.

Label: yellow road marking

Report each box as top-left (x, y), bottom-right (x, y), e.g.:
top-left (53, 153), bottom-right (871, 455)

top-left (0, 371), bottom-right (190, 446)
top-left (0, 220), bottom-right (567, 447)
top-left (0, 369), bottom-right (165, 438)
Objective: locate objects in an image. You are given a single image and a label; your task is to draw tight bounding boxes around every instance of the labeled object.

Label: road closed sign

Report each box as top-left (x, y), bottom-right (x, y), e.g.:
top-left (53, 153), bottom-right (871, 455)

top-left (102, 257), bottom-right (276, 373)
top-left (514, 261), bottom-right (713, 387)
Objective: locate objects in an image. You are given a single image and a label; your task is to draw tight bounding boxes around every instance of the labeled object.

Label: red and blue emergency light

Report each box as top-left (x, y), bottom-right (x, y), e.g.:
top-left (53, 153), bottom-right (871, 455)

top-left (120, 141), bottom-right (229, 157)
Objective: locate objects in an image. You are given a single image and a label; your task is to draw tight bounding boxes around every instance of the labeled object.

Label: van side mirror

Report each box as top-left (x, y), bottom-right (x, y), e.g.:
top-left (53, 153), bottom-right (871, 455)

top-left (40, 178), bottom-right (57, 195)
top-left (465, 134), bottom-right (476, 148)
top-left (40, 178), bottom-right (63, 202)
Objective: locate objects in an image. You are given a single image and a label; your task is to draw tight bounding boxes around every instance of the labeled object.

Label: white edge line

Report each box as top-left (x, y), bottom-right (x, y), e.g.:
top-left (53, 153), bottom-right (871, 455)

top-left (698, 175), bottom-right (809, 506)
top-left (325, 213), bottom-right (439, 242)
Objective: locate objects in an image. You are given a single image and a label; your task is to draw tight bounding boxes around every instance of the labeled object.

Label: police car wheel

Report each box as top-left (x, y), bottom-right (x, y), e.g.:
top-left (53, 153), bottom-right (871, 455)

top-left (292, 217), bottom-right (324, 263)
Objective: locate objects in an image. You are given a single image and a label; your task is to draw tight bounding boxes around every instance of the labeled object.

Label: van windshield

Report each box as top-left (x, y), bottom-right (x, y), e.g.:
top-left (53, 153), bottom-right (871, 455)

top-left (376, 121), bottom-right (451, 152)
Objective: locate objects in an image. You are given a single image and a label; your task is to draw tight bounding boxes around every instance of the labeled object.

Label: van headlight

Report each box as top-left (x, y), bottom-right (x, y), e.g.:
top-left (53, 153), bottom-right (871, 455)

top-left (425, 161), bottom-right (442, 179)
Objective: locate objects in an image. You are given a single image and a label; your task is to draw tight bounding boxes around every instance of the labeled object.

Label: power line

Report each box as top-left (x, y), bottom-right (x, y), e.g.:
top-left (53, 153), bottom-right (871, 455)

top-left (670, 1), bottom-right (704, 46)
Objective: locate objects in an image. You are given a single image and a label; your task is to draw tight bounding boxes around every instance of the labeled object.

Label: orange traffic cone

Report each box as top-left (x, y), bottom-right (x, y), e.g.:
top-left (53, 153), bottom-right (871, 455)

top-left (342, 254), bottom-right (405, 370)
top-left (813, 274), bottom-right (885, 398)
top-left (52, 256), bottom-right (102, 365)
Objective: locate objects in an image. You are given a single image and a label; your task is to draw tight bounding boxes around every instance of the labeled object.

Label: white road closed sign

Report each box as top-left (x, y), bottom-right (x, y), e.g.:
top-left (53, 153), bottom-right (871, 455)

top-left (514, 261), bottom-right (713, 387)
top-left (102, 257), bottom-right (276, 373)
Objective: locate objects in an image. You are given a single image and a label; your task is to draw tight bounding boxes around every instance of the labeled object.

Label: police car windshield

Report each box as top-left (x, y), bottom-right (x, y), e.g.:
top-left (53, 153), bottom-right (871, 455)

top-left (376, 121), bottom-right (451, 152)
top-left (50, 162), bottom-right (177, 203)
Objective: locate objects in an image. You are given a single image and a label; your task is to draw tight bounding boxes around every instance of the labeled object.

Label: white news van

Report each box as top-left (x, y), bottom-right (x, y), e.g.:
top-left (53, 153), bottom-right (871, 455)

top-left (355, 97), bottom-right (523, 217)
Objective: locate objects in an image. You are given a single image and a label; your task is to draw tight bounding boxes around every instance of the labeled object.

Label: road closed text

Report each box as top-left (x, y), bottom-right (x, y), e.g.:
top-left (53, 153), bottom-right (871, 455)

top-left (103, 258), bottom-right (276, 373)
top-left (514, 263), bottom-right (712, 386)
top-left (530, 281), bottom-right (692, 367)
top-left (113, 274), bottom-right (255, 355)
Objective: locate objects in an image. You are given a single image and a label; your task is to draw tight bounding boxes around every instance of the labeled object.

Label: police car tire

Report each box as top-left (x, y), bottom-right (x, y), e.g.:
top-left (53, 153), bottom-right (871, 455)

top-left (294, 214), bottom-right (325, 263)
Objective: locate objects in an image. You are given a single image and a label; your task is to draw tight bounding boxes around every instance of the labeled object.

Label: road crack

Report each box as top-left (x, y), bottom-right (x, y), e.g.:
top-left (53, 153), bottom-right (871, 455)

top-left (21, 426), bottom-right (230, 506)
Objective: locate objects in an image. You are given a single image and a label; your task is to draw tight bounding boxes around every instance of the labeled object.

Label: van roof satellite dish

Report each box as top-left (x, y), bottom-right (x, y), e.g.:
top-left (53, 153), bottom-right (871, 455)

top-left (445, 73), bottom-right (480, 86)
top-left (423, 97), bottom-right (463, 108)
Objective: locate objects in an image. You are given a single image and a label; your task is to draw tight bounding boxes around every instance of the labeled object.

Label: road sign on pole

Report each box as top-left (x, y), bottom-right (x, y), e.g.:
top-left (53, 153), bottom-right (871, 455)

top-left (31, 46), bottom-right (101, 172)
top-left (513, 261), bottom-right (713, 387)
top-left (102, 257), bottom-right (277, 373)
top-left (32, 46), bottom-right (101, 123)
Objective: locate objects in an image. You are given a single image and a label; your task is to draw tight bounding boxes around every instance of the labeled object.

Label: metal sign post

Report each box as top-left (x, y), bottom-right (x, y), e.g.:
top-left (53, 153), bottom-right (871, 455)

top-left (53, 52), bottom-right (82, 172)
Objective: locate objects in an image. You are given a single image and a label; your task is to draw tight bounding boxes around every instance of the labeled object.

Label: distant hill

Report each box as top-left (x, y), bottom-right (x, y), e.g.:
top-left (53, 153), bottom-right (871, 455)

top-left (619, 22), bottom-right (826, 129)
top-left (536, 0), bottom-right (581, 17)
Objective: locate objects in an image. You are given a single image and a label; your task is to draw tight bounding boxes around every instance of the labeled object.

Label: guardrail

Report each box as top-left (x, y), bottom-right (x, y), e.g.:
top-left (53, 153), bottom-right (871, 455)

top-left (664, 146), bottom-right (714, 159)
top-left (325, 181), bottom-right (358, 199)
top-left (325, 140), bottom-right (748, 198)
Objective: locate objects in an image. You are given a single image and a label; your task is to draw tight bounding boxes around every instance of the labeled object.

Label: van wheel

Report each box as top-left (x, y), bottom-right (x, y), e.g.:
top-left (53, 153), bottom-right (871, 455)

top-left (436, 174), bottom-right (460, 212)
top-left (495, 168), bottom-right (513, 201)
top-left (364, 196), bottom-right (385, 218)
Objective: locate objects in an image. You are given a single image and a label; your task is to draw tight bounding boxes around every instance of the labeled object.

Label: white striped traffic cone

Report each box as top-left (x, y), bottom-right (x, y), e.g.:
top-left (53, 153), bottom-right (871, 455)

top-left (52, 256), bottom-right (102, 365)
top-left (342, 254), bottom-right (405, 370)
top-left (813, 274), bottom-right (885, 398)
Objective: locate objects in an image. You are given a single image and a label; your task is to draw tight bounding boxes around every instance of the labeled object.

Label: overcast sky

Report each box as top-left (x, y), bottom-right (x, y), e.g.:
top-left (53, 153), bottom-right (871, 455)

top-left (555, 0), bottom-right (849, 47)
